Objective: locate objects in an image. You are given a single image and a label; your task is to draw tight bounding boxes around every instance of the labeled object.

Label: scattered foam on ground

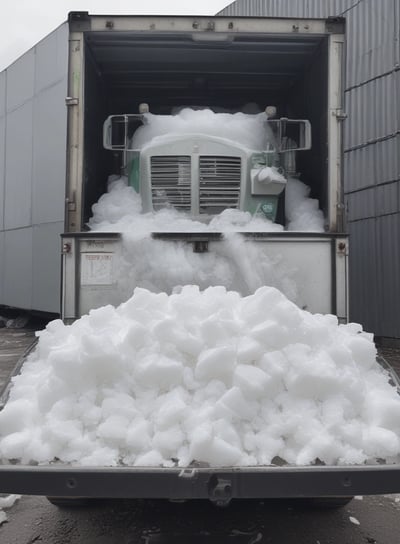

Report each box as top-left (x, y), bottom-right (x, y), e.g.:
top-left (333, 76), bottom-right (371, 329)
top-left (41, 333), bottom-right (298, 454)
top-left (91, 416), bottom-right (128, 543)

top-left (0, 495), bottom-right (21, 525)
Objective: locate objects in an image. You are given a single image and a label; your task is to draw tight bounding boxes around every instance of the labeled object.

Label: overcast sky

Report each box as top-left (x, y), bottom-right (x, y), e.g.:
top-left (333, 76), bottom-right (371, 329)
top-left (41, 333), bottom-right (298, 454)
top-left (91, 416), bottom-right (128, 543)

top-left (0, 0), bottom-right (233, 71)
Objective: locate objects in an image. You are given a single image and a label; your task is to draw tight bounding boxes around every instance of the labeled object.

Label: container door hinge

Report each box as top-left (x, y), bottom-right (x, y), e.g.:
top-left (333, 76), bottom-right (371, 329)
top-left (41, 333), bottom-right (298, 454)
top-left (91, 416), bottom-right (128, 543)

top-left (333, 109), bottom-right (347, 121)
top-left (66, 194), bottom-right (76, 212)
top-left (65, 97), bottom-right (79, 106)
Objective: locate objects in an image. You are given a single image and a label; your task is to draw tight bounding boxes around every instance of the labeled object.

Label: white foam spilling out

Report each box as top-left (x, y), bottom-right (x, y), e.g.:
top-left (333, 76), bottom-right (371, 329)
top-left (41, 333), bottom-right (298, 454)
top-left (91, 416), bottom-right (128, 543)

top-left (131, 109), bottom-right (272, 151)
top-left (285, 178), bottom-right (325, 232)
top-left (87, 175), bottom-right (323, 302)
top-left (113, 230), bottom-right (297, 301)
top-left (0, 286), bottom-right (399, 468)
top-left (89, 176), bottom-right (324, 234)
top-left (96, 108), bottom-right (325, 232)
top-left (88, 177), bottom-right (297, 301)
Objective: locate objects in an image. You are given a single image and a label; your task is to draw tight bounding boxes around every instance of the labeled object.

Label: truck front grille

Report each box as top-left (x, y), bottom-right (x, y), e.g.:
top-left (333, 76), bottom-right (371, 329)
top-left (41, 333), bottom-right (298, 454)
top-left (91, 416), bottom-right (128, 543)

top-left (150, 155), bottom-right (242, 214)
top-left (199, 156), bottom-right (241, 214)
top-left (150, 156), bottom-right (191, 210)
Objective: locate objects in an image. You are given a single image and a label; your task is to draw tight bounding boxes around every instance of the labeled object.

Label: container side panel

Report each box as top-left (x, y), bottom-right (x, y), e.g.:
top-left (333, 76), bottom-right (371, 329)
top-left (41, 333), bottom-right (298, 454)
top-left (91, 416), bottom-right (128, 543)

top-left (0, 72), bottom-right (4, 300)
top-left (4, 102), bottom-right (33, 229)
top-left (34, 23), bottom-right (69, 94)
top-left (32, 80), bottom-right (68, 224)
top-left (345, 72), bottom-right (398, 149)
top-left (217, 0), bottom-right (352, 18)
top-left (348, 212), bottom-right (400, 338)
top-left (0, 231), bottom-right (4, 303)
top-left (32, 222), bottom-right (63, 313)
top-left (0, 117), bottom-right (4, 231)
top-left (376, 213), bottom-right (400, 338)
top-left (344, 136), bottom-right (399, 193)
top-left (347, 218), bottom-right (378, 333)
top-left (346, 0), bottom-right (397, 87)
top-left (3, 228), bottom-right (33, 309)
top-left (0, 22), bottom-right (68, 311)
top-left (346, 182), bottom-right (400, 222)
top-left (397, 0), bottom-right (400, 68)
top-left (346, 189), bottom-right (375, 223)
top-left (6, 49), bottom-right (35, 112)
top-left (397, 70), bottom-right (400, 131)
top-left (0, 71), bottom-right (5, 118)
top-left (377, 182), bottom-right (400, 217)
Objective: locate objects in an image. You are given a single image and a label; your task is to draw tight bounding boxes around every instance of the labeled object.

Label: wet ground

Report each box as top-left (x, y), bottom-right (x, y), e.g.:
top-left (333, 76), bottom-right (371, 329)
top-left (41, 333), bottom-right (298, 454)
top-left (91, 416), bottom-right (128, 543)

top-left (1, 493), bottom-right (400, 544)
top-left (0, 327), bottom-right (37, 393)
top-left (1, 318), bottom-right (400, 543)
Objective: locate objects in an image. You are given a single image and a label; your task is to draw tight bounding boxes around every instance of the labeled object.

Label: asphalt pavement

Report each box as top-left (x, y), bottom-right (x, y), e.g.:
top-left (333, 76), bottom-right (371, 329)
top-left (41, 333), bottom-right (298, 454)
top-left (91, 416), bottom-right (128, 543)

top-left (1, 493), bottom-right (400, 544)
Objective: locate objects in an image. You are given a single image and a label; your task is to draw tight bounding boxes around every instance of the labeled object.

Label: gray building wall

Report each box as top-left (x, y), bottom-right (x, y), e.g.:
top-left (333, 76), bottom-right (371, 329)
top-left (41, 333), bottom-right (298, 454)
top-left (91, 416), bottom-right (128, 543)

top-left (219, 0), bottom-right (400, 339)
top-left (0, 23), bottom-right (68, 313)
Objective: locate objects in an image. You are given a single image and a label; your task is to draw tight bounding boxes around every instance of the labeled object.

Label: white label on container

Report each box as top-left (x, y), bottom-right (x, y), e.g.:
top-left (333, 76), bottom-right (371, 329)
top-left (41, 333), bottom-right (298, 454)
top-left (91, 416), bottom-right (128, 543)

top-left (81, 253), bottom-right (114, 285)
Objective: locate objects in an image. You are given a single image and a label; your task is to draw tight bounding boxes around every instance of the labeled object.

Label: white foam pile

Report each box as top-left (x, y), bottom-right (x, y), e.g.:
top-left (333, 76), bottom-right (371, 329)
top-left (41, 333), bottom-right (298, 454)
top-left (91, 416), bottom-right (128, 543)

top-left (89, 176), bottom-right (324, 234)
top-left (0, 286), bottom-right (400, 468)
top-left (87, 173), bottom-right (323, 301)
top-left (131, 109), bottom-right (272, 151)
top-left (88, 177), bottom-right (299, 301)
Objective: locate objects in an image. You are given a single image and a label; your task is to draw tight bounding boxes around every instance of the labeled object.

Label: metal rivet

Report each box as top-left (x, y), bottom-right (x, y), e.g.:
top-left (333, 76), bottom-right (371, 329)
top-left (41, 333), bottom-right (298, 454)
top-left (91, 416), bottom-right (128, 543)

top-left (342, 477), bottom-right (352, 488)
top-left (66, 478), bottom-right (77, 489)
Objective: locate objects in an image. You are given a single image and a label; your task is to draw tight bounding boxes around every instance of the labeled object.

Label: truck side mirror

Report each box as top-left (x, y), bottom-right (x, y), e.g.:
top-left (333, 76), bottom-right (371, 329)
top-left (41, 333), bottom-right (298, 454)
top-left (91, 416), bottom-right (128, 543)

top-left (103, 114), bottom-right (146, 151)
top-left (267, 118), bottom-right (312, 153)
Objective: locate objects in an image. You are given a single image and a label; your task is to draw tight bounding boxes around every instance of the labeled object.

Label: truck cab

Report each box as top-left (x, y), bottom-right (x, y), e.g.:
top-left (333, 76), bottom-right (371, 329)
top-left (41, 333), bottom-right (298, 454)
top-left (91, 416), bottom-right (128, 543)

top-left (103, 108), bottom-right (311, 224)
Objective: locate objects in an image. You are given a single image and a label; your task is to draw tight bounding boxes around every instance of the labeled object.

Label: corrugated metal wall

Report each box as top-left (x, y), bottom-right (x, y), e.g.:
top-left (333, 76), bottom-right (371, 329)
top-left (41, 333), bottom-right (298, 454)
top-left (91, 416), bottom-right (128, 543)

top-left (219, 0), bottom-right (400, 339)
top-left (219, 0), bottom-right (352, 18)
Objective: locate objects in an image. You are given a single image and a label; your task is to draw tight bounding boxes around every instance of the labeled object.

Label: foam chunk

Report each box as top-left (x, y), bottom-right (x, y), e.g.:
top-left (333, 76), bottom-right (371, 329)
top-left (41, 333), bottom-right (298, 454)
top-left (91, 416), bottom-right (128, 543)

top-left (152, 426), bottom-right (185, 457)
top-left (251, 321), bottom-right (290, 349)
top-left (0, 399), bottom-right (35, 434)
top-left (188, 424), bottom-right (243, 466)
top-left (195, 346), bottom-right (236, 383)
top-left (347, 336), bottom-right (377, 370)
top-left (216, 387), bottom-right (256, 421)
top-left (233, 365), bottom-right (269, 399)
top-left (126, 420), bottom-right (152, 453)
top-left (236, 337), bottom-right (264, 365)
top-left (134, 354), bottom-right (183, 389)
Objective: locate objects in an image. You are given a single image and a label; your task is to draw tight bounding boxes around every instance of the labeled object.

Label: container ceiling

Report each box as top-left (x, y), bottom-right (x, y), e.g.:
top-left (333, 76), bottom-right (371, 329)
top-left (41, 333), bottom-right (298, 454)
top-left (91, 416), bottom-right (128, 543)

top-left (86, 32), bottom-right (324, 94)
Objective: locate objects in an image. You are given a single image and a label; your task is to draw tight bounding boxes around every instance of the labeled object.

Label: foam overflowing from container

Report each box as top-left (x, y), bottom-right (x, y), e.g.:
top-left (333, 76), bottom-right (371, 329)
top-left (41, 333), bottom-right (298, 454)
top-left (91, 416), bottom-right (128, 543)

top-left (130, 109), bottom-right (273, 151)
top-left (87, 173), bottom-right (323, 302)
top-left (0, 286), bottom-right (399, 467)
top-left (88, 177), bottom-right (295, 298)
top-left (89, 175), bottom-right (324, 234)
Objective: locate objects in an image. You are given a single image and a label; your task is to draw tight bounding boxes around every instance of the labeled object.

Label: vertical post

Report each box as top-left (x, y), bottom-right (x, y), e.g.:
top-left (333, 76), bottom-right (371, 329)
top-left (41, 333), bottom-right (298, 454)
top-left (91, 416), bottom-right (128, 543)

top-left (65, 32), bottom-right (85, 233)
top-left (327, 33), bottom-right (345, 233)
